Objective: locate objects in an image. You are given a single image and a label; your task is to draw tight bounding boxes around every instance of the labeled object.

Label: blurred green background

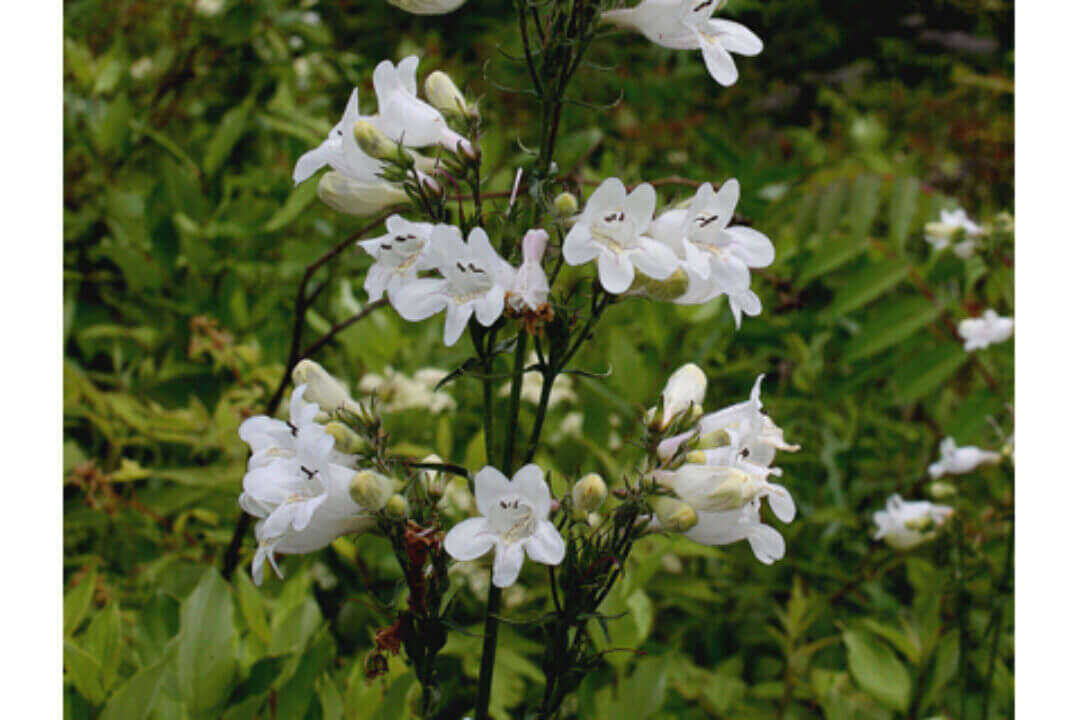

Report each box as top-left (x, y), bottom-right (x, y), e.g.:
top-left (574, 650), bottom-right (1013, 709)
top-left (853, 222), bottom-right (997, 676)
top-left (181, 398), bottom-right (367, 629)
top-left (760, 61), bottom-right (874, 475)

top-left (63, 1), bottom-right (1014, 718)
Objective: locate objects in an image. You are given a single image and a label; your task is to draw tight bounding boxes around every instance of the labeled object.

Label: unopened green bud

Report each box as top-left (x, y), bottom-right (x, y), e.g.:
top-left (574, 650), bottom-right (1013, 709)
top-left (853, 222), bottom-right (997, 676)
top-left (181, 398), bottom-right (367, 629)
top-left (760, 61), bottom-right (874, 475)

top-left (928, 481), bottom-right (957, 500)
top-left (553, 192), bottom-right (578, 217)
top-left (424, 70), bottom-right (477, 121)
top-left (572, 473), bottom-right (607, 514)
top-left (324, 422), bottom-right (370, 455)
top-left (690, 427), bottom-right (731, 451)
top-left (649, 497), bottom-right (698, 533)
top-left (354, 120), bottom-right (406, 164)
top-left (627, 268), bottom-right (690, 302)
top-left (385, 493), bottom-right (409, 519)
top-left (292, 359), bottom-right (359, 416)
top-left (350, 470), bottom-right (395, 512)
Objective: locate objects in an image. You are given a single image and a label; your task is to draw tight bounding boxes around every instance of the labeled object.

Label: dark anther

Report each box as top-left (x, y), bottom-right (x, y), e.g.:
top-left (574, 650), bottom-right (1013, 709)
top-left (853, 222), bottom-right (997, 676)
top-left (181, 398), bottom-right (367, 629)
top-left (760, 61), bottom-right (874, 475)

top-left (301, 465), bottom-right (318, 479)
top-left (380, 243), bottom-right (393, 251)
top-left (286, 420), bottom-right (299, 437)
top-left (456, 261), bottom-right (467, 272)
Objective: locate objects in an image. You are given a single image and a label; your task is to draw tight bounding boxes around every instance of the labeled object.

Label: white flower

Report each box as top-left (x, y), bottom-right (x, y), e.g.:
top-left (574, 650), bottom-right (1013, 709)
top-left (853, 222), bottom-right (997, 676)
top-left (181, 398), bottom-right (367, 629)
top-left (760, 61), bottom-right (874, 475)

top-left (195, 0), bottom-right (226, 17)
top-left (508, 229), bottom-right (551, 311)
top-left (653, 460), bottom-right (794, 522)
top-left (391, 226), bottom-right (515, 345)
top-left (358, 366), bottom-right (458, 413)
top-left (357, 215), bottom-right (438, 302)
top-left (924, 208), bottom-right (985, 258)
top-left (957, 309), bottom-right (1013, 352)
top-left (239, 387), bottom-right (371, 584)
top-left (316, 171), bottom-right (410, 217)
top-left (444, 465), bottom-right (565, 587)
top-left (369, 56), bottom-right (472, 154)
top-left (387, 0), bottom-right (468, 15)
top-left (683, 499), bottom-right (787, 564)
top-left (928, 437), bottom-right (1002, 479)
top-left (603, 0), bottom-right (764, 87)
top-left (563, 178), bottom-right (679, 294)
top-left (649, 180), bottom-right (774, 327)
top-left (873, 494), bottom-right (953, 550)
top-left (654, 363), bottom-right (707, 429)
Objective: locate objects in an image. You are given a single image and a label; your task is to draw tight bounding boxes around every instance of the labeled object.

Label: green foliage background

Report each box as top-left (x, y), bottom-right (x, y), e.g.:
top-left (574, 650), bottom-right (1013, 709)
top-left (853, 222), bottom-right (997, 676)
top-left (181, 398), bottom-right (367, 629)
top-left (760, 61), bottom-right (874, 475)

top-left (63, 0), bottom-right (1014, 718)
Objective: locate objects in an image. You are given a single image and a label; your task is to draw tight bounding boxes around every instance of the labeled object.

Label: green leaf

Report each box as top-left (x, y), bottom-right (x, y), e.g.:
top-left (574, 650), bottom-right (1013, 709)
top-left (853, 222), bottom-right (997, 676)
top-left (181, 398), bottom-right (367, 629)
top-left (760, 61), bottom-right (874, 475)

top-left (842, 628), bottom-right (912, 712)
top-left (840, 295), bottom-right (941, 362)
top-left (65, 570), bottom-right (97, 637)
top-left (203, 96), bottom-right (255, 176)
top-left (233, 570), bottom-right (271, 644)
top-left (83, 602), bottom-right (123, 691)
top-left (263, 178), bottom-right (319, 233)
top-left (176, 568), bottom-right (238, 712)
top-left (613, 656), bottom-right (669, 718)
top-left (823, 261), bottom-right (910, 320)
top-left (816, 180), bottom-right (848, 238)
top-left (922, 629), bottom-right (960, 711)
top-left (849, 174), bottom-right (884, 241)
top-left (100, 658), bottom-right (169, 720)
top-left (799, 234), bottom-right (869, 286)
top-left (892, 343), bottom-right (967, 404)
top-left (317, 673), bottom-right (346, 720)
top-left (65, 640), bottom-right (106, 706)
top-left (889, 176), bottom-right (921, 249)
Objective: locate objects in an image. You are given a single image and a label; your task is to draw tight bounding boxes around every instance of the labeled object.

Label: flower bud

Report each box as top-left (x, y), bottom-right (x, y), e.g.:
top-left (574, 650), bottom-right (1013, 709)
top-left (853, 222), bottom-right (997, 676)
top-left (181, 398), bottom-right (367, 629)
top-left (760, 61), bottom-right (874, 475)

top-left (522, 229), bottom-right (549, 264)
top-left (385, 493), bottom-right (409, 519)
top-left (419, 454), bottom-right (446, 497)
top-left (424, 70), bottom-right (477, 121)
top-left (420, 173), bottom-right (443, 197)
top-left (689, 427), bottom-right (731, 450)
top-left (627, 268), bottom-right (690, 302)
top-left (293, 359), bottom-right (358, 416)
top-left (317, 171), bottom-right (410, 217)
top-left (656, 363), bottom-right (707, 431)
top-left (350, 470), bottom-right (396, 512)
top-left (928, 481), bottom-right (957, 500)
top-left (649, 497), bottom-right (698, 533)
top-left (572, 473), bottom-right (607, 514)
top-left (354, 120), bottom-right (406, 164)
top-left (324, 421), bottom-right (371, 455)
top-left (553, 192), bottom-right (578, 217)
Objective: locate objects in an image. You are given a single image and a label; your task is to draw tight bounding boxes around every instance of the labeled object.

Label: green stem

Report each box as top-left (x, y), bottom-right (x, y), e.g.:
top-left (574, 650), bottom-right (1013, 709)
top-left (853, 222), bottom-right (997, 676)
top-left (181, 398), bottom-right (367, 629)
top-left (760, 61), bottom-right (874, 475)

top-left (501, 331), bottom-right (530, 472)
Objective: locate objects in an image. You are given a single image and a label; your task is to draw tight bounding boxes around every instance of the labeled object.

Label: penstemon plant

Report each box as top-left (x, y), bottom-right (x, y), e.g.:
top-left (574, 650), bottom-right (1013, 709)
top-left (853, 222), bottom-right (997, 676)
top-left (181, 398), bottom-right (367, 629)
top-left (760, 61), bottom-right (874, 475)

top-left (227, 1), bottom-right (794, 718)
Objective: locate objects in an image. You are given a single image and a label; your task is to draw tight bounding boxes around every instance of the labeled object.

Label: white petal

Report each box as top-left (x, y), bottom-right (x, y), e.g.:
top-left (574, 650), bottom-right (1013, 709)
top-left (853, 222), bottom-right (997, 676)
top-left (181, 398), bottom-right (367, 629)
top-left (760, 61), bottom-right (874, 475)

top-left (708, 19), bottom-right (764, 56)
top-left (475, 466), bottom-right (512, 515)
top-left (746, 524), bottom-right (785, 564)
top-left (766, 485), bottom-right (796, 523)
top-left (698, 32), bottom-right (739, 86)
top-left (625, 182), bottom-right (657, 231)
top-left (443, 302), bottom-right (473, 346)
top-left (726, 226), bottom-right (775, 268)
top-left (444, 517), bottom-right (496, 561)
top-left (585, 177), bottom-right (627, 217)
top-left (475, 286), bottom-right (506, 327)
top-left (510, 464), bottom-right (552, 519)
top-left (396, 55), bottom-right (420, 96)
top-left (562, 224), bottom-right (600, 265)
top-left (597, 250), bottom-right (635, 293)
top-left (293, 142), bottom-right (335, 185)
top-left (391, 278), bottom-right (448, 321)
top-left (492, 543), bottom-right (526, 587)
top-left (629, 237), bottom-right (680, 280)
top-left (524, 522), bottom-right (566, 565)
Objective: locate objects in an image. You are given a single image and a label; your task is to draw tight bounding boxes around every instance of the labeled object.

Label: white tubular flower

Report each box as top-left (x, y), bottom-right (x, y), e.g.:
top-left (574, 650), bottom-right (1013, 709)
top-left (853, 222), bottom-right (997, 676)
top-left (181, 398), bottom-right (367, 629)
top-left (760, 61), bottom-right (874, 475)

top-left (357, 215), bottom-right (438, 302)
top-left (653, 461), bottom-right (794, 522)
top-left (391, 226), bottom-right (515, 345)
top-left (239, 404), bottom-right (371, 584)
top-left (508, 229), bottom-right (551, 311)
top-left (957, 309), bottom-right (1014, 352)
top-left (924, 208), bottom-right (985, 258)
top-left (387, 0), bottom-right (468, 16)
top-left (444, 465), bottom-right (565, 588)
top-left (655, 362), bottom-right (707, 429)
top-left (928, 437), bottom-right (1002, 479)
top-left (603, 0), bottom-right (764, 87)
top-left (649, 180), bottom-right (774, 327)
top-left (682, 499), bottom-right (786, 564)
top-left (873, 494), bottom-right (954, 551)
top-left (369, 56), bottom-right (473, 155)
top-left (316, 171), bottom-right (410, 217)
top-left (291, 360), bottom-right (362, 417)
top-left (563, 178), bottom-right (679, 294)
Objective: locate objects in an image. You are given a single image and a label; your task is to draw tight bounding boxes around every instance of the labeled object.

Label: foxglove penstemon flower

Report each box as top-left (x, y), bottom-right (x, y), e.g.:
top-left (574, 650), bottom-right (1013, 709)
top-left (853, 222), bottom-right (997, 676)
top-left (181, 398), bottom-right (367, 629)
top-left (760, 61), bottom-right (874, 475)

top-left (239, 386), bottom-right (372, 584)
top-left (924, 208), bottom-right (985, 259)
top-left (928, 437), bottom-right (1002, 479)
top-left (957, 309), bottom-right (1013, 352)
top-left (508, 229), bottom-right (551, 312)
top-left (684, 498), bottom-right (787, 564)
top-left (649, 180), bottom-right (774, 327)
top-left (358, 215), bottom-right (438, 302)
top-left (873, 494), bottom-right (954, 550)
top-left (392, 226), bottom-right (515, 345)
top-left (603, 0), bottom-right (764, 87)
top-left (387, 0), bottom-right (467, 15)
top-left (563, 178), bottom-right (679, 294)
top-left (444, 465), bottom-right (565, 587)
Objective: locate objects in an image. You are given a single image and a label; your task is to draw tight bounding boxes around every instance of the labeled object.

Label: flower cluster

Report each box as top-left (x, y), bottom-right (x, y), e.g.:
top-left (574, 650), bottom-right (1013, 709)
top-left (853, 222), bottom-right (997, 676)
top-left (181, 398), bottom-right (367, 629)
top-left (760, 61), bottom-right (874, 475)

top-left (645, 366), bottom-right (800, 564)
